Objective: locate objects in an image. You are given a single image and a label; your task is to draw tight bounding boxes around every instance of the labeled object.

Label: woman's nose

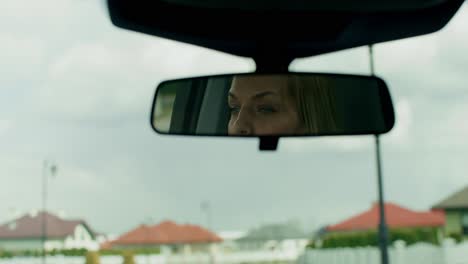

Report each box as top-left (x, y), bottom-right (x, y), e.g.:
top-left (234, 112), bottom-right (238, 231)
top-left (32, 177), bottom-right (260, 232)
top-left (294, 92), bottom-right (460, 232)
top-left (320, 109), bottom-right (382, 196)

top-left (232, 109), bottom-right (253, 135)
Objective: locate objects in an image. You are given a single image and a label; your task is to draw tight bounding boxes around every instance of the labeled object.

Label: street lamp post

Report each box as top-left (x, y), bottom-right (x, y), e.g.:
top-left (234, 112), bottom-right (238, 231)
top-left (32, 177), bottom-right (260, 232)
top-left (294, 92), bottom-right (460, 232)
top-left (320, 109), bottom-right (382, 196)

top-left (42, 160), bottom-right (57, 264)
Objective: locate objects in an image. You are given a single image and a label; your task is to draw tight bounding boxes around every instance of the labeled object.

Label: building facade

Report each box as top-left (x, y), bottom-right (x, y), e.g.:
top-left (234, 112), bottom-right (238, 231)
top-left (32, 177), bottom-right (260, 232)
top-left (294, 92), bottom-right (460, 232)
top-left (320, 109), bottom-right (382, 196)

top-left (0, 211), bottom-right (99, 251)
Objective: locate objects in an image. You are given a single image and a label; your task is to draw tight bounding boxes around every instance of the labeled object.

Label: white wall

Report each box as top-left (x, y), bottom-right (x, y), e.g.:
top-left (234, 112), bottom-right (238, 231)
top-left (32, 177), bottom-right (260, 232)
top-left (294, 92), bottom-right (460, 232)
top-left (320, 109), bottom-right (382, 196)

top-left (0, 225), bottom-right (98, 252)
top-left (2, 240), bottom-right (468, 264)
top-left (0, 240), bottom-right (43, 251)
top-left (45, 240), bottom-right (65, 251)
top-left (444, 239), bottom-right (468, 264)
top-left (298, 239), bottom-right (468, 264)
top-left (64, 224), bottom-right (99, 251)
top-left (0, 252), bottom-right (296, 264)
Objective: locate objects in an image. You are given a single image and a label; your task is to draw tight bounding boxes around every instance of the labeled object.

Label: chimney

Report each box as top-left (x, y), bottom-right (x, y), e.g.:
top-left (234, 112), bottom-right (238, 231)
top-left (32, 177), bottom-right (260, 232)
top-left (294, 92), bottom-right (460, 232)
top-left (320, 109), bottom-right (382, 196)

top-left (29, 209), bottom-right (39, 218)
top-left (8, 208), bottom-right (21, 221)
top-left (58, 210), bottom-right (67, 219)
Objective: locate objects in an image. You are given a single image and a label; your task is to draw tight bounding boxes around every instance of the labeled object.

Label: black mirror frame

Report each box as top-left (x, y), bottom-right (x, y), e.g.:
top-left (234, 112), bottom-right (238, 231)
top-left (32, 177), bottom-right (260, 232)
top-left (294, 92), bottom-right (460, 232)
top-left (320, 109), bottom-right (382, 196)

top-left (150, 72), bottom-right (395, 151)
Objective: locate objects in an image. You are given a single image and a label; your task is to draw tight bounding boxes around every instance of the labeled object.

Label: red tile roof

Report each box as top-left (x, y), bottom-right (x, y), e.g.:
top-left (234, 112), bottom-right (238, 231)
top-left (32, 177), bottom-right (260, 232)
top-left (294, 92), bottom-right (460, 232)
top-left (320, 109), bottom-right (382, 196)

top-left (0, 211), bottom-right (95, 239)
top-left (327, 202), bottom-right (445, 232)
top-left (111, 221), bottom-right (222, 246)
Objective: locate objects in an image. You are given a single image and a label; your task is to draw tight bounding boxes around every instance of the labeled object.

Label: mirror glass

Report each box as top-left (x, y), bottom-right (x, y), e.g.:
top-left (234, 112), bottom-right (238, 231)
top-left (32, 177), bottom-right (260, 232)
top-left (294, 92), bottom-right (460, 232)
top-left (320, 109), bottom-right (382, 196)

top-left (152, 73), bottom-right (394, 136)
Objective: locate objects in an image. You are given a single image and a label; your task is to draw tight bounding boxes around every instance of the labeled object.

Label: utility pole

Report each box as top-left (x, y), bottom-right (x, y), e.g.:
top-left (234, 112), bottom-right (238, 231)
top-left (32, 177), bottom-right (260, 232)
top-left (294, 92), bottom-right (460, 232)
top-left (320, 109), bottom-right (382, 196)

top-left (369, 44), bottom-right (390, 264)
top-left (144, 217), bottom-right (154, 264)
top-left (42, 160), bottom-right (57, 264)
top-left (201, 201), bottom-right (212, 230)
top-left (201, 201), bottom-right (216, 264)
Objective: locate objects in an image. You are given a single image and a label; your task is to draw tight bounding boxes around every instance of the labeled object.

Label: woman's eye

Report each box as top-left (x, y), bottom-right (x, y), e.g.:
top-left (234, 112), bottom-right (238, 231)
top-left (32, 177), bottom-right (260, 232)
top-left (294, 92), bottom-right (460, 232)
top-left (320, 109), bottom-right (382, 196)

top-left (257, 106), bottom-right (277, 114)
top-left (229, 106), bottom-right (240, 114)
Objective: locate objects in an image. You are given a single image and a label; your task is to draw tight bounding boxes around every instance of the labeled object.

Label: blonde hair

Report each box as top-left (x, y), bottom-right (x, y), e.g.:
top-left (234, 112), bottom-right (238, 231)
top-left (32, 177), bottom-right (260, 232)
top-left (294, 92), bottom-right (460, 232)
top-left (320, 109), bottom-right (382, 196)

top-left (287, 75), bottom-right (338, 134)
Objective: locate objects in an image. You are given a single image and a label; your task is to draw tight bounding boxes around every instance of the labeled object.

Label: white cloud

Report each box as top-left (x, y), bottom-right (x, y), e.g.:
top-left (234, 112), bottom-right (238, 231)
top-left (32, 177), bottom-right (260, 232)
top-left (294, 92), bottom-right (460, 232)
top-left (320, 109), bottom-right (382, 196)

top-left (375, 35), bottom-right (439, 76)
top-left (0, 0), bottom-right (106, 38)
top-left (290, 46), bottom-right (370, 74)
top-left (282, 136), bottom-right (372, 153)
top-left (428, 103), bottom-right (468, 148)
top-left (0, 156), bottom-right (43, 223)
top-left (31, 36), bottom-right (252, 122)
top-left (0, 34), bottom-right (46, 82)
top-left (447, 105), bottom-right (468, 137)
top-left (384, 98), bottom-right (413, 147)
top-left (0, 120), bottom-right (11, 135)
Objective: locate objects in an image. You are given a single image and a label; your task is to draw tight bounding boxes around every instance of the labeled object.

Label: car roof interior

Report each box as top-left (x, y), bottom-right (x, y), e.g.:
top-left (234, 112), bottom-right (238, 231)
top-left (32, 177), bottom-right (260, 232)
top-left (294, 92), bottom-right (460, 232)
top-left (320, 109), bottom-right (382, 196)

top-left (160, 0), bottom-right (448, 11)
top-left (107, 0), bottom-right (464, 67)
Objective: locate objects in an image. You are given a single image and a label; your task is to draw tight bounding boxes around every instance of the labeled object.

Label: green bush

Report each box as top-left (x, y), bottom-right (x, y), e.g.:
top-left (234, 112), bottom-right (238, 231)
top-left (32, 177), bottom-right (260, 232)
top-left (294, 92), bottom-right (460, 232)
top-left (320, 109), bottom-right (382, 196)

top-left (17, 249), bottom-right (38, 257)
top-left (0, 249), bottom-right (42, 258)
top-left (99, 249), bottom-right (123, 256)
top-left (0, 250), bottom-right (14, 259)
top-left (132, 248), bottom-right (161, 255)
top-left (85, 251), bottom-right (100, 264)
top-left (447, 232), bottom-right (463, 243)
top-left (316, 228), bottom-right (440, 249)
top-left (60, 248), bottom-right (88, 256)
top-left (0, 247), bottom-right (160, 259)
top-left (99, 248), bottom-right (160, 256)
top-left (321, 231), bottom-right (378, 248)
top-left (122, 251), bottom-right (135, 264)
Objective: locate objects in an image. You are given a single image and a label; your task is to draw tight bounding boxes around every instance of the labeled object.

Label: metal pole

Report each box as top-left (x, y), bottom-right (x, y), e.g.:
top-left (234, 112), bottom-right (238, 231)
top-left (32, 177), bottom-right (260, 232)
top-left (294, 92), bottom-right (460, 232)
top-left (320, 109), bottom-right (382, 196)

top-left (42, 160), bottom-right (47, 264)
top-left (369, 44), bottom-right (389, 264)
top-left (375, 135), bottom-right (389, 264)
top-left (201, 201), bottom-right (212, 230)
top-left (207, 203), bottom-right (212, 231)
top-left (369, 45), bottom-right (375, 75)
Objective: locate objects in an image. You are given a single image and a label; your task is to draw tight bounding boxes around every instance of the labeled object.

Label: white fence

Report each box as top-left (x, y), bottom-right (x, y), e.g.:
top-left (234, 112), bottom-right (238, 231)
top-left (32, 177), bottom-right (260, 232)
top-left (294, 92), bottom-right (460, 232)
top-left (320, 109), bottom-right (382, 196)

top-left (298, 239), bottom-right (468, 264)
top-left (0, 250), bottom-right (298, 264)
top-left (0, 255), bottom-right (166, 264)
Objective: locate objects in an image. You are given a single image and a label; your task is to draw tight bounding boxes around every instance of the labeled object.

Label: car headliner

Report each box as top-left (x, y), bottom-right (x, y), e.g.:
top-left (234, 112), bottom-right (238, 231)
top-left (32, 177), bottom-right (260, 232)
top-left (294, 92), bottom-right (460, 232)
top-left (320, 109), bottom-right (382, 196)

top-left (107, 0), bottom-right (464, 63)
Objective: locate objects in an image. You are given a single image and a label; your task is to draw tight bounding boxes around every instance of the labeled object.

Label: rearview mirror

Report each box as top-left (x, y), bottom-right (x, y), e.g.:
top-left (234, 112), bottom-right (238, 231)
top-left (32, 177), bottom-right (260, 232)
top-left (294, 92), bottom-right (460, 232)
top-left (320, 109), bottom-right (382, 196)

top-left (151, 73), bottom-right (394, 137)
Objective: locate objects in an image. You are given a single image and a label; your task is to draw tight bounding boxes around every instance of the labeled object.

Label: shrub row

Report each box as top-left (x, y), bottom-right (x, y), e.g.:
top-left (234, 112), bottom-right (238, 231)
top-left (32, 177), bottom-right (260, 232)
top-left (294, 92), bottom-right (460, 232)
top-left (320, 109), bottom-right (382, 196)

top-left (0, 247), bottom-right (159, 259)
top-left (309, 228), bottom-right (440, 249)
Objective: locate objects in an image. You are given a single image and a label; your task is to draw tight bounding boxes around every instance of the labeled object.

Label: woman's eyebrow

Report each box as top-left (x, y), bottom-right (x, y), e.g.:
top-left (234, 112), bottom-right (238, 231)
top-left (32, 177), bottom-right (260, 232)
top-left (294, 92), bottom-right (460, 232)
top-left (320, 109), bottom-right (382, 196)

top-left (252, 91), bottom-right (276, 99)
top-left (228, 91), bottom-right (277, 100)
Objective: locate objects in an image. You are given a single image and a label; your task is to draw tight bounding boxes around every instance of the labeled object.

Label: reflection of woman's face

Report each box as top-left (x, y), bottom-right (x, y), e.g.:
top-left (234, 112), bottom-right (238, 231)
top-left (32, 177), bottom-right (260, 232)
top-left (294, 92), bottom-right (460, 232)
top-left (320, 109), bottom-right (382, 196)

top-left (228, 75), bottom-right (304, 136)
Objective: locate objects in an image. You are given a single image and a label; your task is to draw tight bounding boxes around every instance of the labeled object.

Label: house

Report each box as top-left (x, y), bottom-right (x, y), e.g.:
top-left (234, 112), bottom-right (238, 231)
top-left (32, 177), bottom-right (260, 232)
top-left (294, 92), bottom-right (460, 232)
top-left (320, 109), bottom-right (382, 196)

top-left (235, 221), bottom-right (310, 253)
top-left (322, 202), bottom-right (445, 245)
top-left (0, 211), bottom-right (99, 251)
top-left (217, 230), bottom-right (247, 252)
top-left (432, 185), bottom-right (468, 239)
top-left (327, 202), bottom-right (445, 232)
top-left (106, 220), bottom-right (222, 255)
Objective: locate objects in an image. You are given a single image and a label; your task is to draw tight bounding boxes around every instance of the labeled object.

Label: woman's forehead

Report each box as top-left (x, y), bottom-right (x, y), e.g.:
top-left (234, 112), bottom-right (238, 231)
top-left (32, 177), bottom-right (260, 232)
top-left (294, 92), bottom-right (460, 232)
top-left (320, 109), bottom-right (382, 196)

top-left (230, 75), bottom-right (288, 96)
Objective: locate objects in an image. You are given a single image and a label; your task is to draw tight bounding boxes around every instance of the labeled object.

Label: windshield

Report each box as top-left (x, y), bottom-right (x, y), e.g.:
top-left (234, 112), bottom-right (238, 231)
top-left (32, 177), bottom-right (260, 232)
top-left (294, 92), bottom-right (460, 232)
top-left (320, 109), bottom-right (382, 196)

top-left (1, 1), bottom-right (467, 263)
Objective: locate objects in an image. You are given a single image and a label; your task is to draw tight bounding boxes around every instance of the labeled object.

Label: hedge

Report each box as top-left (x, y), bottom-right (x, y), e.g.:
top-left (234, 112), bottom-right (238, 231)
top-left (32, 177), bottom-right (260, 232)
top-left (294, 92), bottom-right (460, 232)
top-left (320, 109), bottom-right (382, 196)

top-left (100, 248), bottom-right (160, 255)
top-left (447, 232), bottom-right (463, 243)
top-left (310, 228), bottom-right (440, 249)
top-left (0, 247), bottom-right (160, 259)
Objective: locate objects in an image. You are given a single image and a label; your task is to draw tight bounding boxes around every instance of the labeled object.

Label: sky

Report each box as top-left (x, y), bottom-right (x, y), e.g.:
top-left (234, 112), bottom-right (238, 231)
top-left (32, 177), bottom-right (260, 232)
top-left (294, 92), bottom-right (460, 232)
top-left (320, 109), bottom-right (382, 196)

top-left (1, 0), bottom-right (468, 236)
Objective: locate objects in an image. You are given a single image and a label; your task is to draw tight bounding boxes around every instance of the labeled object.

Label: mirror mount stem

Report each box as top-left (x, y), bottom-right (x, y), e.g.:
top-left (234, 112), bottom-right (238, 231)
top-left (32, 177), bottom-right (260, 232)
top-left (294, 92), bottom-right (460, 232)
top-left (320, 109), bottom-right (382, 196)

top-left (259, 136), bottom-right (279, 151)
top-left (254, 47), bottom-right (292, 151)
top-left (253, 45), bottom-right (294, 73)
